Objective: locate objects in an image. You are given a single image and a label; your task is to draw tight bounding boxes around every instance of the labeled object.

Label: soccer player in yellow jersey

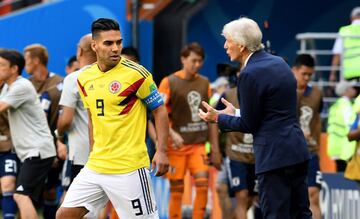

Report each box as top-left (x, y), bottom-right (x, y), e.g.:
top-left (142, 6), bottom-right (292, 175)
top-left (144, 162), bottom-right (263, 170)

top-left (56, 18), bottom-right (169, 219)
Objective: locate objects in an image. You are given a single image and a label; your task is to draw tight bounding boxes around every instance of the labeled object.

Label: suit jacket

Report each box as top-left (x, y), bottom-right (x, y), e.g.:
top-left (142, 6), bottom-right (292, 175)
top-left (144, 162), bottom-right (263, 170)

top-left (218, 50), bottom-right (310, 174)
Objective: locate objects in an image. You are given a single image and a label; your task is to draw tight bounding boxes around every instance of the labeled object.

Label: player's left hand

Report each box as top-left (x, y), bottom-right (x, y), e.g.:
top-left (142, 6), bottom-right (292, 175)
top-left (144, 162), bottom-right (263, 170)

top-left (151, 150), bottom-right (169, 177)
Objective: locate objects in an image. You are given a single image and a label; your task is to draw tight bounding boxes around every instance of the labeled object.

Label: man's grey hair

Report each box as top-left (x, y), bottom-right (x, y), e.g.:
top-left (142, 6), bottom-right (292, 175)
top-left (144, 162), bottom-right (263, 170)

top-left (222, 17), bottom-right (264, 52)
top-left (351, 6), bottom-right (360, 18)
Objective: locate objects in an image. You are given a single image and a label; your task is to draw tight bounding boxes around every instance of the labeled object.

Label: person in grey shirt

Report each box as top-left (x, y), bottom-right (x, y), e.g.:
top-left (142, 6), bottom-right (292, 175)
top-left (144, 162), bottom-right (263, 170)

top-left (0, 78), bottom-right (17, 219)
top-left (0, 49), bottom-right (56, 219)
top-left (56, 34), bottom-right (97, 191)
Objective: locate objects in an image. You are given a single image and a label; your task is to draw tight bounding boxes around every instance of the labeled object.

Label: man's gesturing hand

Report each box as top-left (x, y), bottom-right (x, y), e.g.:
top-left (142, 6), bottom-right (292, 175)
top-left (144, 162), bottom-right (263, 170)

top-left (218, 98), bottom-right (236, 116)
top-left (198, 101), bottom-right (219, 123)
top-left (199, 98), bottom-right (236, 123)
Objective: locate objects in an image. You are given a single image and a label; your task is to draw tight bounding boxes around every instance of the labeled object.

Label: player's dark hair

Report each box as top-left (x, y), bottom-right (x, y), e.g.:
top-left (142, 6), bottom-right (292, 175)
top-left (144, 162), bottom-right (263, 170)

top-left (0, 49), bottom-right (25, 75)
top-left (293, 54), bottom-right (315, 68)
top-left (181, 42), bottom-right (205, 60)
top-left (67, 55), bottom-right (77, 67)
top-left (91, 18), bottom-right (120, 39)
top-left (121, 47), bottom-right (140, 62)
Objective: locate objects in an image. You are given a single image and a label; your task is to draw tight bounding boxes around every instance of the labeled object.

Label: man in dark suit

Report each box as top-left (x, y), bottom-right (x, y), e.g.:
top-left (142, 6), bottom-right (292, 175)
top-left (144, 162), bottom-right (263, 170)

top-left (199, 17), bottom-right (312, 219)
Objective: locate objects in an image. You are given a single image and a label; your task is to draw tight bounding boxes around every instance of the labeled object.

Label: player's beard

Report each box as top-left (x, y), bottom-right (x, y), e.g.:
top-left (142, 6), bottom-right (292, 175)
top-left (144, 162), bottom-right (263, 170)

top-left (99, 57), bottom-right (120, 71)
top-left (108, 58), bottom-right (120, 68)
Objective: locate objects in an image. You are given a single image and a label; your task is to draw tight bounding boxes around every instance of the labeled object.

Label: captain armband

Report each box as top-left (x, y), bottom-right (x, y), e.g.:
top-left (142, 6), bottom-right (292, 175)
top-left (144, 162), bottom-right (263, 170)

top-left (143, 90), bottom-right (164, 111)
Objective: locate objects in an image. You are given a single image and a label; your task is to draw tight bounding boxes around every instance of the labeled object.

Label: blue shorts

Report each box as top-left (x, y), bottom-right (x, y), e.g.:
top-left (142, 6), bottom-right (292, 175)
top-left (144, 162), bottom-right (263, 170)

top-left (226, 158), bottom-right (257, 197)
top-left (0, 151), bottom-right (18, 177)
top-left (307, 153), bottom-right (322, 189)
top-left (217, 158), bottom-right (229, 184)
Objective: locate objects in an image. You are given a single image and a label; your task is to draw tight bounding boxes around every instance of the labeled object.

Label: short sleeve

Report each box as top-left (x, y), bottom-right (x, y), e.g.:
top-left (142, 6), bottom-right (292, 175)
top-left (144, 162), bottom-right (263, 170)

top-left (60, 74), bottom-right (77, 108)
top-left (1, 81), bottom-right (32, 109)
top-left (158, 77), bottom-right (170, 105)
top-left (136, 74), bottom-right (164, 111)
top-left (158, 76), bottom-right (172, 114)
top-left (332, 37), bottom-right (342, 54)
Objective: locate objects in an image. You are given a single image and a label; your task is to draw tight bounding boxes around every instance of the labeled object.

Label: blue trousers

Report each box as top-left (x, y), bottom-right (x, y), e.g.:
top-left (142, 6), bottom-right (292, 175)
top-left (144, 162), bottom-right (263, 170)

top-left (257, 161), bottom-right (312, 219)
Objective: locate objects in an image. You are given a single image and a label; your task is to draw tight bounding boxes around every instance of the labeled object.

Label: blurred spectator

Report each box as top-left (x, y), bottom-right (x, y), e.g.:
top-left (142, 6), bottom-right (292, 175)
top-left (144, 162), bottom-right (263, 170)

top-left (158, 42), bottom-right (220, 219)
top-left (0, 78), bottom-right (17, 219)
top-left (292, 54), bottom-right (323, 219)
top-left (24, 43), bottom-right (63, 219)
top-left (57, 34), bottom-right (95, 195)
top-left (327, 80), bottom-right (357, 171)
top-left (65, 55), bottom-right (79, 75)
top-left (212, 77), bottom-right (233, 219)
top-left (215, 87), bottom-right (259, 219)
top-left (0, 49), bottom-right (56, 219)
top-left (215, 163), bottom-right (233, 219)
top-left (209, 76), bottom-right (229, 106)
top-left (330, 6), bottom-right (360, 81)
top-left (121, 46), bottom-right (140, 63)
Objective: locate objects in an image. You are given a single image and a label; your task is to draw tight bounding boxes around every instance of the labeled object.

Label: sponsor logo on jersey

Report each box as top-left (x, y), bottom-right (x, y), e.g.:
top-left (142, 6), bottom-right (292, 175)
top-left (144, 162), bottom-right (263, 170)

top-left (149, 83), bottom-right (157, 92)
top-left (109, 81), bottom-right (121, 94)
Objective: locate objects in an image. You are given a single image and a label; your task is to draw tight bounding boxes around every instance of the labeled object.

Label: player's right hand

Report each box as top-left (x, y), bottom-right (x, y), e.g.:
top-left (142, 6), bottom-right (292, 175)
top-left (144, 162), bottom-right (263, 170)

top-left (151, 150), bottom-right (169, 177)
top-left (170, 130), bottom-right (184, 150)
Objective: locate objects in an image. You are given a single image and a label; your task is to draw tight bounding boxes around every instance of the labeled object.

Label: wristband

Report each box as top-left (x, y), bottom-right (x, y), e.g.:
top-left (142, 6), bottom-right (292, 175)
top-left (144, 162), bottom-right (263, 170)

top-left (54, 129), bottom-right (64, 141)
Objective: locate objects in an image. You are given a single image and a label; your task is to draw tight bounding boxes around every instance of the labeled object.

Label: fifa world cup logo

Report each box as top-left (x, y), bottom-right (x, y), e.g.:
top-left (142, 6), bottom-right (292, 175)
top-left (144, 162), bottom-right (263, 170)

top-left (300, 106), bottom-right (313, 135)
top-left (243, 134), bottom-right (253, 144)
top-left (187, 91), bottom-right (202, 122)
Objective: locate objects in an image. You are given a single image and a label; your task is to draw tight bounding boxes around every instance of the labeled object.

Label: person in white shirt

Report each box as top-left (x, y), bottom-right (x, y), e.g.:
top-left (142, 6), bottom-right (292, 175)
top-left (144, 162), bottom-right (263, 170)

top-left (0, 49), bottom-right (56, 219)
top-left (56, 34), bottom-right (96, 194)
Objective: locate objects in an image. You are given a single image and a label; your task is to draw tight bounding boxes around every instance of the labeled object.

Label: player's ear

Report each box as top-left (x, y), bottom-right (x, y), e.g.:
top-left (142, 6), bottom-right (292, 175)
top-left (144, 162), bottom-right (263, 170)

top-left (10, 64), bottom-right (19, 75)
top-left (180, 56), bottom-right (186, 65)
top-left (91, 40), bottom-right (97, 52)
top-left (34, 57), bottom-right (41, 65)
top-left (238, 44), bottom-right (245, 53)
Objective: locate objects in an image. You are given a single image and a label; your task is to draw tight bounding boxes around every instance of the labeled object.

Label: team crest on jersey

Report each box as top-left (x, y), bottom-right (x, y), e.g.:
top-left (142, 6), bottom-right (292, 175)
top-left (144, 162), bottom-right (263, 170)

top-left (109, 80), bottom-right (121, 94)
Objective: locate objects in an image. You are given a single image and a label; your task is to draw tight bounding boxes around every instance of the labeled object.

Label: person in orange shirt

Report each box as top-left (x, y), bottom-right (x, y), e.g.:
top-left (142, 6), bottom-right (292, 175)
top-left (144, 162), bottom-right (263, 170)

top-left (158, 42), bottom-right (221, 219)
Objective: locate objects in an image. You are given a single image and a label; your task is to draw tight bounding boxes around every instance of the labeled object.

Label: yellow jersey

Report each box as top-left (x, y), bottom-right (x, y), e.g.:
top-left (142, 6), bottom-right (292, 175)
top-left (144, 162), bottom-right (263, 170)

top-left (77, 58), bottom-right (164, 174)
